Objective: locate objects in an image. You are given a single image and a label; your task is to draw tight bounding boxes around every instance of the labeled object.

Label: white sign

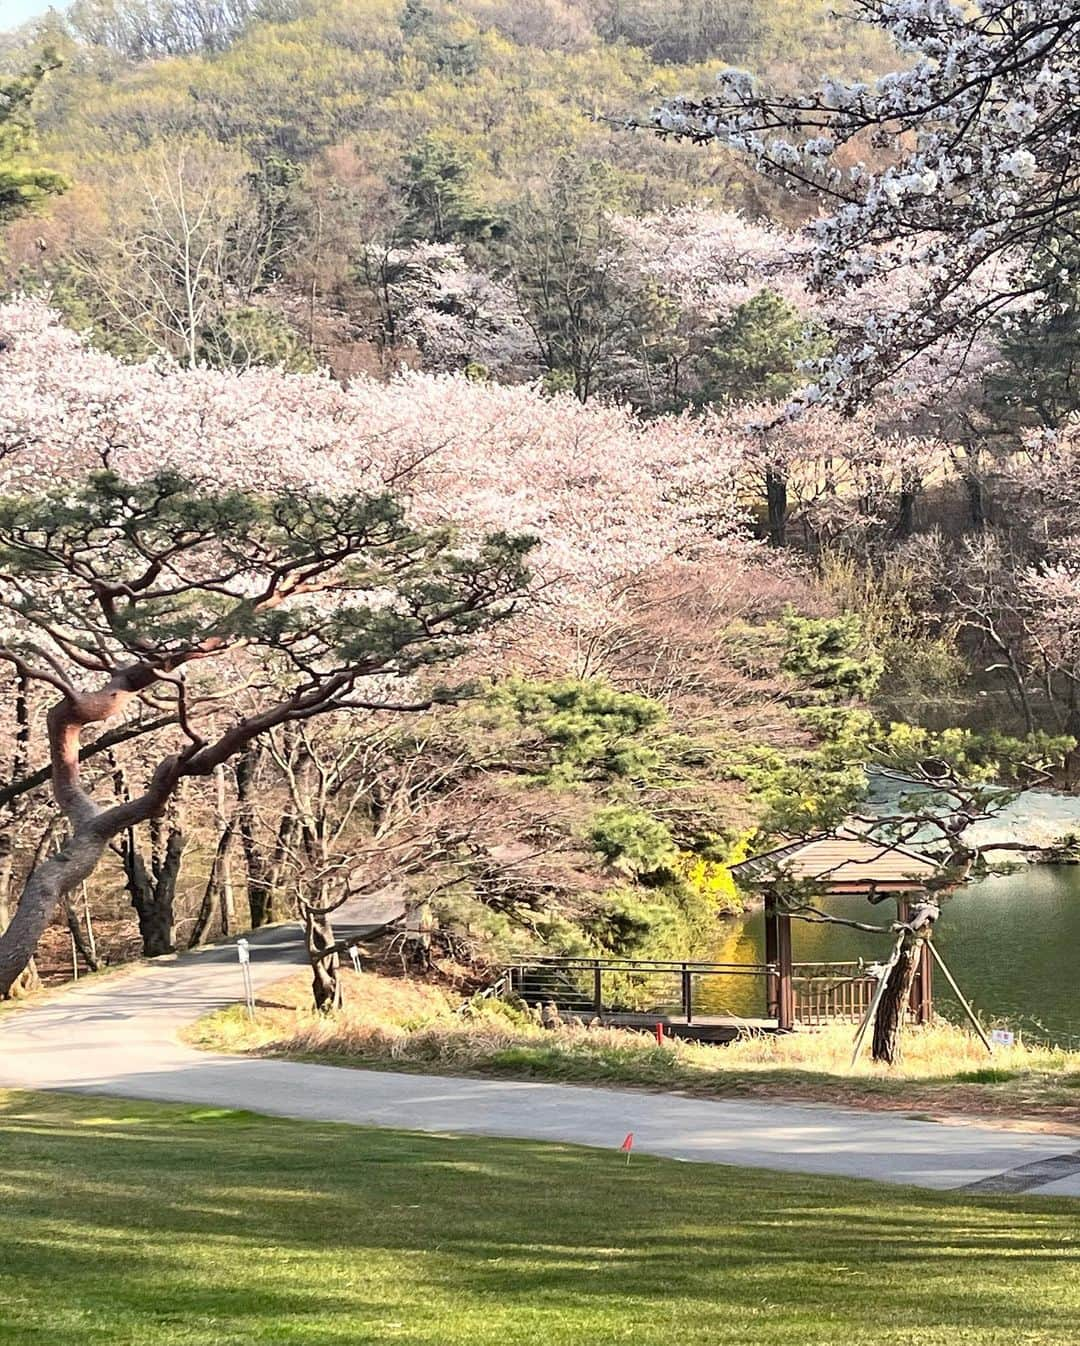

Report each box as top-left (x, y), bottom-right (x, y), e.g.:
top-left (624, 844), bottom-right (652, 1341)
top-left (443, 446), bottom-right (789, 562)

top-left (236, 938), bottom-right (250, 965)
top-left (990, 1029), bottom-right (1015, 1047)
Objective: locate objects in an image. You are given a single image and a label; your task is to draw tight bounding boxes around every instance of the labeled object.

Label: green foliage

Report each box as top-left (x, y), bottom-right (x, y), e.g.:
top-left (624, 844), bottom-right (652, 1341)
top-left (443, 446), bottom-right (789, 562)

top-left (506, 158), bottom-right (658, 401)
top-left (733, 741), bottom-right (869, 835)
top-left (871, 722), bottom-right (1077, 792)
top-left (815, 549), bottom-right (966, 706)
top-left (0, 470), bottom-right (533, 671)
top-left (428, 677), bottom-right (741, 965)
top-left (780, 608), bottom-right (884, 702)
top-left (246, 152), bottom-right (307, 279)
top-left (398, 133), bottom-right (502, 243)
top-left (197, 305), bottom-right (314, 370)
top-left (0, 53), bottom-right (66, 224)
top-left (985, 227), bottom-right (1080, 430)
top-left (483, 676), bottom-right (669, 785)
top-left (587, 805), bottom-right (677, 876)
top-left (701, 289), bottom-right (826, 404)
top-left (581, 884), bottom-right (682, 956)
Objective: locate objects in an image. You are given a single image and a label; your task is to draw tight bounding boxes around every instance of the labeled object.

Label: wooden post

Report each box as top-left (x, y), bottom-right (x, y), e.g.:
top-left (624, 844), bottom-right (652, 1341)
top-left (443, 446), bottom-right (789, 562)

top-left (926, 940), bottom-right (993, 1055)
top-left (917, 938), bottom-right (933, 1023)
top-left (681, 964), bottom-right (693, 1025)
top-left (764, 892), bottom-right (780, 1019)
top-left (776, 908), bottom-right (794, 1032)
top-left (593, 962), bottom-right (603, 1015)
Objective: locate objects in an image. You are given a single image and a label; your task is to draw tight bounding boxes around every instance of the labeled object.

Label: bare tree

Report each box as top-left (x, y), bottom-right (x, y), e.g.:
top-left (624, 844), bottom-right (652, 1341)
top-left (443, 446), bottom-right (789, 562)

top-left (66, 138), bottom-right (265, 366)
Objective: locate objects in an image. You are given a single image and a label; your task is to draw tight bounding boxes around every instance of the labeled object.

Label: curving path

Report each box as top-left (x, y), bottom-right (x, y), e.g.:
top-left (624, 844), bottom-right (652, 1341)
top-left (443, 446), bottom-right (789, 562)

top-left (2, 915), bottom-right (1079, 1196)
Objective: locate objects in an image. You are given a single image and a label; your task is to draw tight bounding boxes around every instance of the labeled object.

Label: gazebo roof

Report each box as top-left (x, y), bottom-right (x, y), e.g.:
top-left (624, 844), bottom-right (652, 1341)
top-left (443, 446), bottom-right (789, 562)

top-left (730, 833), bottom-right (940, 895)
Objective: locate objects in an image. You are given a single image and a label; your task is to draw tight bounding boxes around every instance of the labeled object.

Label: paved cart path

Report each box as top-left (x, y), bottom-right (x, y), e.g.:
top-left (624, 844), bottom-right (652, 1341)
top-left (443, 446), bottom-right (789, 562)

top-left (2, 912), bottom-right (1079, 1196)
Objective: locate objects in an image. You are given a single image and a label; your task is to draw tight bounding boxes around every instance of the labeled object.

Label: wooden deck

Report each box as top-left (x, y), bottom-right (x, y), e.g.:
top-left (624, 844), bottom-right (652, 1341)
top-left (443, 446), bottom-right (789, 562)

top-left (500, 952), bottom-right (907, 1038)
top-left (557, 1010), bottom-right (780, 1043)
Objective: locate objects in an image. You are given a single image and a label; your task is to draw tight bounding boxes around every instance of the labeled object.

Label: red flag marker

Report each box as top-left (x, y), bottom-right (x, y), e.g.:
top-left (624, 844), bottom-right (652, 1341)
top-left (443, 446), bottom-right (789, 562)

top-left (620, 1132), bottom-right (634, 1165)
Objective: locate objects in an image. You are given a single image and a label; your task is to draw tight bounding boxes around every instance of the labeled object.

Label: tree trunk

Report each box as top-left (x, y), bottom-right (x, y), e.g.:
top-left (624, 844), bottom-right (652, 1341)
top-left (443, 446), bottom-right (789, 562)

top-left (63, 891), bottom-right (100, 972)
top-left (1062, 686), bottom-right (1080, 790)
top-left (0, 845), bottom-right (40, 997)
top-left (188, 767), bottom-right (238, 947)
top-left (872, 903), bottom-right (938, 1065)
top-left (765, 468), bottom-right (787, 548)
top-left (403, 898), bottom-right (433, 972)
top-left (214, 764), bottom-right (237, 934)
top-left (237, 745), bottom-right (289, 928)
top-left (116, 775), bottom-right (186, 958)
top-left (188, 821), bottom-right (237, 947)
top-left (964, 470), bottom-right (986, 531)
top-left (871, 937), bottom-right (921, 1065)
top-left (0, 674), bottom-right (40, 997)
top-left (0, 828), bottom-right (112, 996)
top-left (896, 470), bottom-right (920, 538)
top-left (304, 905), bottom-right (341, 1013)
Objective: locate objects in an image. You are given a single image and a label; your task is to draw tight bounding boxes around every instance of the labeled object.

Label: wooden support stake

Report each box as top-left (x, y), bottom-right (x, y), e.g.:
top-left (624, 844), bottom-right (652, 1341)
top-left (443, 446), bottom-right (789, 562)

top-left (850, 931), bottom-right (905, 1067)
top-left (915, 937), bottom-right (933, 1024)
top-left (926, 940), bottom-right (994, 1056)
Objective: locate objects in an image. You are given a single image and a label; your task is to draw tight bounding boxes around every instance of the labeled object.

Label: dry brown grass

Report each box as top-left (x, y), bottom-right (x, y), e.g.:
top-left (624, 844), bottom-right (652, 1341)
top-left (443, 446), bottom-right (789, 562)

top-left (186, 968), bottom-right (1080, 1130)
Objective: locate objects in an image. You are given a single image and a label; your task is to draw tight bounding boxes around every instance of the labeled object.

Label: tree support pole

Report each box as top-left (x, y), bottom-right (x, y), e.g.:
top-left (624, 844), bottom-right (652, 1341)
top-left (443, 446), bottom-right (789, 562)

top-left (926, 940), bottom-right (994, 1056)
top-left (850, 930), bottom-right (905, 1067)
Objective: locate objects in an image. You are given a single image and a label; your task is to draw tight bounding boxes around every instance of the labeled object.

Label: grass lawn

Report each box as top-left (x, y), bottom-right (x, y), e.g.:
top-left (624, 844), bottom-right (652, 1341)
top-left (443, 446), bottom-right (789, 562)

top-left (188, 969), bottom-right (1080, 1129)
top-left (2, 1089), bottom-right (1080, 1346)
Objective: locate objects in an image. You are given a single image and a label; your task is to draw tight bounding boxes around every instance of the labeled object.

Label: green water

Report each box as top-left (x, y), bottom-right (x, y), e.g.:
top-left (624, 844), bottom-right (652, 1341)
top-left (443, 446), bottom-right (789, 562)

top-left (704, 866), bottom-right (1080, 1045)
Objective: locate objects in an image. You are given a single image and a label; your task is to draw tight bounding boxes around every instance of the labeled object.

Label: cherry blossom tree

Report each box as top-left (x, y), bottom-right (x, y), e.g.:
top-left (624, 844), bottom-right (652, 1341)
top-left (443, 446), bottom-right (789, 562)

top-left (610, 206), bottom-right (815, 328)
top-left (0, 298), bottom-right (751, 994)
top-left (708, 397), bottom-right (946, 549)
top-left (354, 241), bottom-right (537, 377)
top-left (1003, 417), bottom-right (1080, 748)
top-left (652, 0), bottom-right (1080, 408)
top-left (0, 298), bottom-right (746, 633)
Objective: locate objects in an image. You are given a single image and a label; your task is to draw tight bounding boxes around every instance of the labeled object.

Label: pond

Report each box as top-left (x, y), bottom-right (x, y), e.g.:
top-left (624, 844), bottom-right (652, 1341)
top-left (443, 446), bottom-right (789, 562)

top-left (702, 786), bottom-right (1080, 1047)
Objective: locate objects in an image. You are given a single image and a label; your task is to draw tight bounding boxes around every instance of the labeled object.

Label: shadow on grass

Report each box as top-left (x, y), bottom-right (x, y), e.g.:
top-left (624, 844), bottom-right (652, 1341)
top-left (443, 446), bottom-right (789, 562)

top-left (1, 1089), bottom-right (1079, 1345)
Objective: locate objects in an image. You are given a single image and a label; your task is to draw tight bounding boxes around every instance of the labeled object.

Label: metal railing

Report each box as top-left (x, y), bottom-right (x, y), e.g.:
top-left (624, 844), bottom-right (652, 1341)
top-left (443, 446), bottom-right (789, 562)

top-left (501, 954), bottom-right (906, 1028)
top-left (504, 955), bottom-right (775, 1024)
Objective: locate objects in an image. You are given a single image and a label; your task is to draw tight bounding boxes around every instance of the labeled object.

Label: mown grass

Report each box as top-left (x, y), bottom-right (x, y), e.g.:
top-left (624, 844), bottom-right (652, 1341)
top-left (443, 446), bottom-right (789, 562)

top-left (3, 1087), bottom-right (1080, 1345)
top-left (187, 970), bottom-right (1080, 1126)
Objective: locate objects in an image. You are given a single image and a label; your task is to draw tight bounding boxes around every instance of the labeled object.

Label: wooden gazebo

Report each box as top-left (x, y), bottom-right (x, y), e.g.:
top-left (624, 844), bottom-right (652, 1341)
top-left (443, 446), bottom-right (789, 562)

top-left (730, 834), bottom-right (942, 1031)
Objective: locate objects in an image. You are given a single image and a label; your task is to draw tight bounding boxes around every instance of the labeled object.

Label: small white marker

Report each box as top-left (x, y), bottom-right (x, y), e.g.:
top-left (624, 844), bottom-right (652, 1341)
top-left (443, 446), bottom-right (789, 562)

top-left (237, 939), bottom-right (255, 1017)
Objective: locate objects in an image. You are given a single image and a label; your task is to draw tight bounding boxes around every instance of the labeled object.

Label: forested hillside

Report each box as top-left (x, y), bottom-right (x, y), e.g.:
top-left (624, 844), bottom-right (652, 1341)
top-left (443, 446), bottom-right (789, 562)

top-left (0, 0), bottom-right (890, 373)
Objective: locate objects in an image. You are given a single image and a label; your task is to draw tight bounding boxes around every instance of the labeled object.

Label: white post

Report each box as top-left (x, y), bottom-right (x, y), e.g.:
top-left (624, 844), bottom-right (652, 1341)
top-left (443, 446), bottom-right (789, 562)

top-left (237, 938), bottom-right (255, 1018)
